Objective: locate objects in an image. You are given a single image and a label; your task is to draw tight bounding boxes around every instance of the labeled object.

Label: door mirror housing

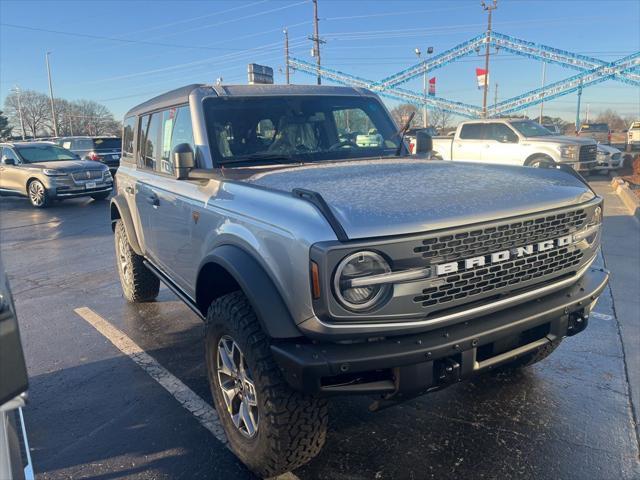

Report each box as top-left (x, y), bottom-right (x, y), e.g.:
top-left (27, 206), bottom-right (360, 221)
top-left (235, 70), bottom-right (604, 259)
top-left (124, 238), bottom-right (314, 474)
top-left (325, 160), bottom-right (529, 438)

top-left (172, 143), bottom-right (195, 180)
top-left (499, 134), bottom-right (517, 144)
top-left (2, 157), bottom-right (16, 165)
top-left (415, 130), bottom-right (433, 155)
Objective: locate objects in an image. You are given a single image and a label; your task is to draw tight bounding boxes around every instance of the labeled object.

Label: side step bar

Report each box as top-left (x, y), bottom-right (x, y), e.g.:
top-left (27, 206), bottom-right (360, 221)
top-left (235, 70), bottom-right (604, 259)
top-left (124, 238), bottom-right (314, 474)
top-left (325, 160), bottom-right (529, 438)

top-left (143, 260), bottom-right (205, 321)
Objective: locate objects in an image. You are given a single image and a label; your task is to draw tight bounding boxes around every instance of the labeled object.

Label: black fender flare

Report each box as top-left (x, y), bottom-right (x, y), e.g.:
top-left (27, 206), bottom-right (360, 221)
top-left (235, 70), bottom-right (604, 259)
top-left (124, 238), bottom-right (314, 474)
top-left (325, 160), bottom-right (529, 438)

top-left (110, 195), bottom-right (143, 256)
top-left (198, 245), bottom-right (301, 339)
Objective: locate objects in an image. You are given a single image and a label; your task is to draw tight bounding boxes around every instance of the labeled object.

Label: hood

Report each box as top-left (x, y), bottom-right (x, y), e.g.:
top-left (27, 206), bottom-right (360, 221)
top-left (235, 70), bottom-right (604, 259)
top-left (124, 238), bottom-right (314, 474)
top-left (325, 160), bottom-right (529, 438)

top-left (245, 158), bottom-right (595, 239)
top-left (25, 160), bottom-right (105, 172)
top-left (525, 135), bottom-right (596, 146)
top-left (597, 144), bottom-right (620, 155)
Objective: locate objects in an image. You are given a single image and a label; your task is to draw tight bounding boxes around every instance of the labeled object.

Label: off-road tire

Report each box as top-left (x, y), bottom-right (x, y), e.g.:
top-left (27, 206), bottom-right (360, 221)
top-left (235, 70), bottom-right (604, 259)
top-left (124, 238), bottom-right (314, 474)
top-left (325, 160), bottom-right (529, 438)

top-left (205, 292), bottom-right (328, 477)
top-left (114, 220), bottom-right (159, 302)
top-left (494, 340), bottom-right (561, 373)
top-left (91, 192), bottom-right (110, 201)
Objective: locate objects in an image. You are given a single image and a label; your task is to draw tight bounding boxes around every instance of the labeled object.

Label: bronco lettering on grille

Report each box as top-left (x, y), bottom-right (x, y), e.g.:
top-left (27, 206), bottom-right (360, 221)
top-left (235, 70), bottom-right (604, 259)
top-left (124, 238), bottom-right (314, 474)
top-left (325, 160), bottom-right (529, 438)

top-left (435, 234), bottom-right (573, 276)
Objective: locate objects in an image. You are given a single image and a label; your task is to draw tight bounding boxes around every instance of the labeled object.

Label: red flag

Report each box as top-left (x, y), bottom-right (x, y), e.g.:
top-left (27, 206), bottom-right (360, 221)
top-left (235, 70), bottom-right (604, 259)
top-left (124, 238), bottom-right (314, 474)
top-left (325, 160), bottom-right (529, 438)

top-left (428, 77), bottom-right (436, 96)
top-left (476, 68), bottom-right (488, 89)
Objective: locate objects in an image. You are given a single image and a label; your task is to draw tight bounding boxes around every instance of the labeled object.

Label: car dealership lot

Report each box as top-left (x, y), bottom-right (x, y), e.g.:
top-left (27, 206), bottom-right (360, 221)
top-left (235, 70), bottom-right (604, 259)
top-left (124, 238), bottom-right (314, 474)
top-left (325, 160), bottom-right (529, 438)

top-left (0, 177), bottom-right (639, 480)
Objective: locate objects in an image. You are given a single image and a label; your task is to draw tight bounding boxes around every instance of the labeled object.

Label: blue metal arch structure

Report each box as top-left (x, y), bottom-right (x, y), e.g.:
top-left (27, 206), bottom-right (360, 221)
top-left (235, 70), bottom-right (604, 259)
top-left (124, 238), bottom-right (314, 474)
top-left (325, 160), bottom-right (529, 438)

top-left (287, 31), bottom-right (640, 119)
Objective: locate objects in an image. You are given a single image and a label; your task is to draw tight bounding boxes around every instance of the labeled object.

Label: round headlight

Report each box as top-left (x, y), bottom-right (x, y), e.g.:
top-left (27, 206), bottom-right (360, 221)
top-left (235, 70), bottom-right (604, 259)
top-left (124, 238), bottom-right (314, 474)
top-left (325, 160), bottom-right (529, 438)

top-left (333, 251), bottom-right (391, 311)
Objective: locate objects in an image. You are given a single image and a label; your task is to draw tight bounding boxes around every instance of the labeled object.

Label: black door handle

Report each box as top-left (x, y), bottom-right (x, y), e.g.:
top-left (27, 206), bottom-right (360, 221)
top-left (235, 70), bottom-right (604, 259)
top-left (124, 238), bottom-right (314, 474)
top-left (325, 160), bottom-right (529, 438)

top-left (146, 193), bottom-right (159, 206)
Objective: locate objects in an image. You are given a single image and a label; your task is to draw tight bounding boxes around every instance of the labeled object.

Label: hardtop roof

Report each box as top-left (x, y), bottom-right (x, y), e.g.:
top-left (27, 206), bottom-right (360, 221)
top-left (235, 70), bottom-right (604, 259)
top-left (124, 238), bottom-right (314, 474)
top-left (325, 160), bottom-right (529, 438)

top-left (124, 83), bottom-right (376, 118)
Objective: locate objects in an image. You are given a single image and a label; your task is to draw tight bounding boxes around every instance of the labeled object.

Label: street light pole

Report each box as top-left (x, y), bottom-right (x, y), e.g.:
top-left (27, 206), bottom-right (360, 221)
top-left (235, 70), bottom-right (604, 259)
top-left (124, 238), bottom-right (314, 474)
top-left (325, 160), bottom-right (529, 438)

top-left (45, 51), bottom-right (59, 137)
top-left (415, 47), bottom-right (433, 128)
top-left (481, 0), bottom-right (497, 118)
top-left (283, 28), bottom-right (290, 85)
top-left (539, 61), bottom-right (547, 123)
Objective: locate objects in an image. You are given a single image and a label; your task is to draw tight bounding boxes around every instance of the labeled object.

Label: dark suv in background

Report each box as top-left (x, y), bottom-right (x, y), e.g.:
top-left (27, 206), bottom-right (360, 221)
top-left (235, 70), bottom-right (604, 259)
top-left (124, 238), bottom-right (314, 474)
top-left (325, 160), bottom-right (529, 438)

top-left (56, 136), bottom-right (122, 173)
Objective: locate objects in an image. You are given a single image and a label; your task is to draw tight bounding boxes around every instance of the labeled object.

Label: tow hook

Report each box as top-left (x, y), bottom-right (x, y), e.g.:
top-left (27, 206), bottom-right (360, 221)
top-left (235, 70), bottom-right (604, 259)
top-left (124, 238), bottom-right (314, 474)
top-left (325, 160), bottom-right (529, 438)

top-left (436, 357), bottom-right (461, 385)
top-left (567, 312), bottom-right (589, 336)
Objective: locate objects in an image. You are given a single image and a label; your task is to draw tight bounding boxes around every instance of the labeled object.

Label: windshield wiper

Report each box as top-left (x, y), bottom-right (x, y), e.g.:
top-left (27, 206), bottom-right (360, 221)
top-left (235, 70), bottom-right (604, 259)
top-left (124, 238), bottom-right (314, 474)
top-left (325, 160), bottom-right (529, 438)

top-left (395, 111), bottom-right (416, 156)
top-left (219, 153), bottom-right (298, 167)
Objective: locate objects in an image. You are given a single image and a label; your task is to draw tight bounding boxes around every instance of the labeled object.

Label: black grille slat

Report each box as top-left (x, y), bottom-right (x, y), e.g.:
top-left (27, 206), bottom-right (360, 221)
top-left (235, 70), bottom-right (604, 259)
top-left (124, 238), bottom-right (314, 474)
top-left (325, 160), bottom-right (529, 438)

top-left (579, 145), bottom-right (597, 163)
top-left (413, 209), bottom-right (587, 263)
top-left (414, 247), bottom-right (583, 307)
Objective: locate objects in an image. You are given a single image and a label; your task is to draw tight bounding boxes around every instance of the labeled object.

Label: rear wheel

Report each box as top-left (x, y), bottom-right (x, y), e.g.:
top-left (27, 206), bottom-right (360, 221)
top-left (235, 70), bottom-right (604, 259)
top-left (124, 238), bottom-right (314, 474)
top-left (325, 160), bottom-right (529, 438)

top-left (28, 180), bottom-right (51, 208)
top-left (114, 220), bottom-right (159, 302)
top-left (205, 292), bottom-right (327, 478)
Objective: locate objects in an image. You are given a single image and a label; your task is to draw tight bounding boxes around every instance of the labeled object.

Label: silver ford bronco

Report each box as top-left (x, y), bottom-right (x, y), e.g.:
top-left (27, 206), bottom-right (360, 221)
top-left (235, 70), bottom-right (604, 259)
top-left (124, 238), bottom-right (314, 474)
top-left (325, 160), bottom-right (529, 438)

top-left (111, 84), bottom-right (609, 477)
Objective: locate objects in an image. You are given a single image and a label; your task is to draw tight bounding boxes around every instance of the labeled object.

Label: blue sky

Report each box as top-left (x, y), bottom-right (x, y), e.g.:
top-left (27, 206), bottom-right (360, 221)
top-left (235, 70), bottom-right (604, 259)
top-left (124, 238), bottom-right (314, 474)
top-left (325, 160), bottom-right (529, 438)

top-left (1, 0), bottom-right (639, 123)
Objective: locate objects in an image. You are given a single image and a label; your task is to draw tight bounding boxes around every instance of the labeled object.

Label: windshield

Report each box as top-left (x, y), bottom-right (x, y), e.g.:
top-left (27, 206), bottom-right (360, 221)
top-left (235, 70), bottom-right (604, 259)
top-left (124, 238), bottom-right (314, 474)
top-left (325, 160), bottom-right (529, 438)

top-left (510, 120), bottom-right (554, 137)
top-left (203, 95), bottom-right (400, 166)
top-left (15, 144), bottom-right (77, 162)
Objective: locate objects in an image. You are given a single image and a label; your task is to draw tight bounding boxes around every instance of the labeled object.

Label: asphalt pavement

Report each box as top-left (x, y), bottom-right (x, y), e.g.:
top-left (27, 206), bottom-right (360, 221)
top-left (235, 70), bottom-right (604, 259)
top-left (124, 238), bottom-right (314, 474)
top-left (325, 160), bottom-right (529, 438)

top-left (0, 178), bottom-right (639, 480)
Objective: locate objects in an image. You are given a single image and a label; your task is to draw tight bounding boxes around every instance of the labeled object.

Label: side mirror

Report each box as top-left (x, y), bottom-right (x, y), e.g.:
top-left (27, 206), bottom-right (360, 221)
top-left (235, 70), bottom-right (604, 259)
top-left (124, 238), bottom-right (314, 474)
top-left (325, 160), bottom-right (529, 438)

top-left (2, 157), bottom-right (16, 166)
top-left (173, 143), bottom-right (195, 180)
top-left (415, 130), bottom-right (433, 155)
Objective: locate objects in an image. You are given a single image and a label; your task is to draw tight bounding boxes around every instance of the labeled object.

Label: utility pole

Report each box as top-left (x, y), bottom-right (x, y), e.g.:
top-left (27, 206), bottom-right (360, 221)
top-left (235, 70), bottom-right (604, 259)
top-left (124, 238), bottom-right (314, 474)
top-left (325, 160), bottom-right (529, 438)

top-left (283, 28), bottom-right (290, 84)
top-left (481, 0), bottom-right (497, 118)
top-left (494, 82), bottom-right (498, 109)
top-left (538, 61), bottom-right (546, 124)
top-left (414, 47), bottom-right (434, 127)
top-left (575, 81), bottom-right (583, 133)
top-left (309, 0), bottom-right (325, 85)
top-left (586, 103), bottom-right (590, 123)
top-left (45, 51), bottom-right (59, 137)
top-left (13, 85), bottom-right (26, 140)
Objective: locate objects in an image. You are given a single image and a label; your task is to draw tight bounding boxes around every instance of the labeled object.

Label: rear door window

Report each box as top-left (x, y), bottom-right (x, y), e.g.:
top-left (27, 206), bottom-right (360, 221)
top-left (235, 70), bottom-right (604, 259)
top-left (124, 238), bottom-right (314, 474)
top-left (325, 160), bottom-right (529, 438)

top-left (459, 124), bottom-right (486, 140)
top-left (122, 116), bottom-right (136, 163)
top-left (139, 113), bottom-right (161, 170)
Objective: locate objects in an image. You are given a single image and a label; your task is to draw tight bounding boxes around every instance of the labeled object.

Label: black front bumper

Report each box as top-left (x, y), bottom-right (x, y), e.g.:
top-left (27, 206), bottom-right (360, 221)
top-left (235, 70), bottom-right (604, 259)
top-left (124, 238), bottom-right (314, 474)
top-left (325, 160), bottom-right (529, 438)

top-left (271, 266), bottom-right (609, 396)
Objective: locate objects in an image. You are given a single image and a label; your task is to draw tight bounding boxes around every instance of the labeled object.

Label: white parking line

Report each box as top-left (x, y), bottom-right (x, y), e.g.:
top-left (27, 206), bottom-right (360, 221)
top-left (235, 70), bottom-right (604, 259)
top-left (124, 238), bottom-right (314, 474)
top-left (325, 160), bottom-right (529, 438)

top-left (74, 307), bottom-right (300, 480)
top-left (74, 307), bottom-right (228, 443)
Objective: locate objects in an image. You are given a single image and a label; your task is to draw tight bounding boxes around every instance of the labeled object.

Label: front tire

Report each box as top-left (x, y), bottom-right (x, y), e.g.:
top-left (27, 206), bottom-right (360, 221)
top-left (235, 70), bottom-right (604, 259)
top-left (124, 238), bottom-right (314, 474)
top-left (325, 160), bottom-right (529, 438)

top-left (114, 220), bottom-right (159, 302)
top-left (28, 180), bottom-right (51, 208)
top-left (526, 155), bottom-right (555, 169)
top-left (205, 292), bottom-right (327, 478)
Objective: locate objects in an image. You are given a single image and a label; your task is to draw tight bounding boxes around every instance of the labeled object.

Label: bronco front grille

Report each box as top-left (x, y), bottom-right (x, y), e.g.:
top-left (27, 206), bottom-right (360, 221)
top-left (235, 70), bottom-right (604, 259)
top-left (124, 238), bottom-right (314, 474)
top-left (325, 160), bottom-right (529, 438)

top-left (413, 247), bottom-right (583, 308)
top-left (414, 209), bottom-right (588, 264)
top-left (579, 144), bottom-right (597, 163)
top-left (72, 170), bottom-right (103, 181)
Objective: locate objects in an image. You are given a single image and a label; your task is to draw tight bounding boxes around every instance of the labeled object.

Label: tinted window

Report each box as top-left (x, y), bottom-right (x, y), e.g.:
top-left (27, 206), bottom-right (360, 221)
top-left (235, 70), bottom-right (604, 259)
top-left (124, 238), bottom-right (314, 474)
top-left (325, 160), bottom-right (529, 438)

top-left (510, 121), bottom-right (553, 137)
top-left (139, 113), bottom-right (161, 170)
top-left (15, 144), bottom-right (76, 162)
top-left (168, 106), bottom-right (194, 172)
top-left (74, 139), bottom-right (94, 151)
top-left (486, 123), bottom-right (518, 143)
top-left (581, 123), bottom-right (608, 132)
top-left (122, 116), bottom-right (136, 163)
top-left (203, 95), bottom-right (400, 167)
top-left (459, 124), bottom-right (485, 140)
top-left (93, 138), bottom-right (121, 150)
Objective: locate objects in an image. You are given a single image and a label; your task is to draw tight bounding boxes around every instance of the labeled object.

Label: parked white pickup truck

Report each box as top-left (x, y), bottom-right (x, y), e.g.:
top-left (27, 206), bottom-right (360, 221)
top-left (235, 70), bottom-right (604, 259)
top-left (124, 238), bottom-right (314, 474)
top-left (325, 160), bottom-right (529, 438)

top-left (432, 119), bottom-right (598, 171)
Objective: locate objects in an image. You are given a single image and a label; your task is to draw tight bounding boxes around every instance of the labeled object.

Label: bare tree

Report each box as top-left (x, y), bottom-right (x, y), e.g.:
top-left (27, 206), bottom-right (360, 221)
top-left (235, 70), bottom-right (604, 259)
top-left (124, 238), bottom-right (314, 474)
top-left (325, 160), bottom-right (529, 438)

top-left (390, 103), bottom-right (421, 128)
top-left (595, 109), bottom-right (627, 130)
top-left (4, 90), bottom-right (50, 137)
top-left (430, 107), bottom-right (453, 131)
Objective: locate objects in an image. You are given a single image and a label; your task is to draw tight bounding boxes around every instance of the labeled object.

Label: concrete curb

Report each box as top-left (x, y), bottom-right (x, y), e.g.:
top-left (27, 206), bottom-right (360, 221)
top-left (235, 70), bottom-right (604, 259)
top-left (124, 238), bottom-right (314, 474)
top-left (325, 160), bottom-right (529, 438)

top-left (610, 177), bottom-right (640, 220)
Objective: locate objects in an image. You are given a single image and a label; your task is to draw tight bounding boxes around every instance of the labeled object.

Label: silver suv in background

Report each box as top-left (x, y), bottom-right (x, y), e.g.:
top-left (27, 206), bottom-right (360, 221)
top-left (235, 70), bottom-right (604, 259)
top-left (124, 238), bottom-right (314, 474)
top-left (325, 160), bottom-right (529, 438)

top-left (111, 84), bottom-right (608, 477)
top-left (0, 142), bottom-right (113, 207)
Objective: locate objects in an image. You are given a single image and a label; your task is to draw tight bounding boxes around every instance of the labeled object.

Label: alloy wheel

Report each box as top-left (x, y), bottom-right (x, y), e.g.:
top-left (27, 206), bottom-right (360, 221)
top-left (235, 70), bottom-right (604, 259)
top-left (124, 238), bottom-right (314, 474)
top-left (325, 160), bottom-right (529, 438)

top-left (29, 181), bottom-right (45, 206)
top-left (217, 335), bottom-right (259, 438)
top-left (118, 234), bottom-right (132, 285)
